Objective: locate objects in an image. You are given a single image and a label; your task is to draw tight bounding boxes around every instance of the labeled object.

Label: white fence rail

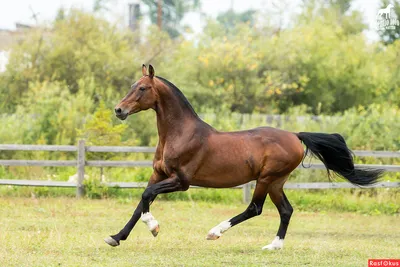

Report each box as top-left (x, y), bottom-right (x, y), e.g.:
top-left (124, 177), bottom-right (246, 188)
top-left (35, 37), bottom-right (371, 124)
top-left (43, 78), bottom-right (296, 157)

top-left (0, 142), bottom-right (399, 202)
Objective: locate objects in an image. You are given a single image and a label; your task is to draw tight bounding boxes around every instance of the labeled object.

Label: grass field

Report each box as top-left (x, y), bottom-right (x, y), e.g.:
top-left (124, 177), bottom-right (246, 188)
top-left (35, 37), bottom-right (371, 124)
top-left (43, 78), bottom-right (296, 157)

top-left (0, 197), bottom-right (399, 267)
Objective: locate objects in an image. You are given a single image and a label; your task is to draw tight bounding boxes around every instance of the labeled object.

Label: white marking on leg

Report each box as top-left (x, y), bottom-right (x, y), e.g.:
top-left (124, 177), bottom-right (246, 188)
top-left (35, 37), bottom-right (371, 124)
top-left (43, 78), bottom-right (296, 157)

top-left (207, 220), bottom-right (231, 240)
top-left (141, 212), bottom-right (159, 231)
top-left (262, 236), bottom-right (284, 250)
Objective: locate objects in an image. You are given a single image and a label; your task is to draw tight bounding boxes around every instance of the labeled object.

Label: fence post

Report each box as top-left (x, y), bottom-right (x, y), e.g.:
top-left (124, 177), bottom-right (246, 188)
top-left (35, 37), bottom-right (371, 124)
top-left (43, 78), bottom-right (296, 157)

top-left (242, 182), bottom-right (252, 204)
top-left (76, 140), bottom-right (86, 198)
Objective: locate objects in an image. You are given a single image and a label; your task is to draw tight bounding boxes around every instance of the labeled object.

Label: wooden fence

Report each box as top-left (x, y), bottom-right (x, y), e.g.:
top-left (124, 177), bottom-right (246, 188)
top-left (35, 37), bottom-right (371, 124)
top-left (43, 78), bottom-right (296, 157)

top-left (0, 141), bottom-right (399, 202)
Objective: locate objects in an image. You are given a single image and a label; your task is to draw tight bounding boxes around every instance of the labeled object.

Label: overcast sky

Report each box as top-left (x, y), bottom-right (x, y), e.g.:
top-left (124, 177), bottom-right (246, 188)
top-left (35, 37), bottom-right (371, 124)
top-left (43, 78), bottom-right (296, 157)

top-left (0, 0), bottom-right (383, 41)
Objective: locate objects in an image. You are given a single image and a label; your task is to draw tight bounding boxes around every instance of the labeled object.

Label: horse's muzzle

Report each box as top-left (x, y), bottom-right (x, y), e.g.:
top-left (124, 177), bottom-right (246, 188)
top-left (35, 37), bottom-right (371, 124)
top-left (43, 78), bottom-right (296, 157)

top-left (115, 108), bottom-right (128, 120)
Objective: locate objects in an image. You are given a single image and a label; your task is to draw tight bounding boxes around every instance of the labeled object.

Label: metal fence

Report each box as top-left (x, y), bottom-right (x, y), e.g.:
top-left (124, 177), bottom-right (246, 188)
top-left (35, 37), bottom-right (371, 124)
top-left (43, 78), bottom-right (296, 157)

top-left (0, 141), bottom-right (399, 202)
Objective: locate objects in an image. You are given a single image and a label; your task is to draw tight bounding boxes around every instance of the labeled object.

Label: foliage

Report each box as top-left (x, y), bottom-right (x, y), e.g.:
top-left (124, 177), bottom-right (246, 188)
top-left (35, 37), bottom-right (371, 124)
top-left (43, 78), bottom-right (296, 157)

top-left (78, 101), bottom-right (134, 166)
top-left (335, 104), bottom-right (400, 150)
top-left (78, 101), bottom-right (128, 147)
top-left (142, 0), bottom-right (200, 38)
top-left (2, 5), bottom-right (400, 118)
top-left (216, 9), bottom-right (256, 32)
top-left (93, 0), bottom-right (113, 12)
top-left (194, 24), bottom-right (264, 113)
top-left (253, 19), bottom-right (385, 113)
top-left (160, 2), bottom-right (398, 114)
top-left (83, 176), bottom-right (119, 199)
top-left (1, 10), bottom-right (137, 113)
top-left (299, 0), bottom-right (367, 35)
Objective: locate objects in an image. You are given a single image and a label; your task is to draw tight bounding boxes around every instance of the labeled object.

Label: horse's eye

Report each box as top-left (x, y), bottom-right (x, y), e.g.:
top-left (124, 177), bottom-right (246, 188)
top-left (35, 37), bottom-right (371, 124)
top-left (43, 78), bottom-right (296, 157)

top-left (139, 87), bottom-right (146, 91)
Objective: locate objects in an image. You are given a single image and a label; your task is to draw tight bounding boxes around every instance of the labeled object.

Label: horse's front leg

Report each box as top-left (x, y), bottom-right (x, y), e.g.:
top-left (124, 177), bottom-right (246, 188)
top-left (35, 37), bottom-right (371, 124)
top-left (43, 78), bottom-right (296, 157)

top-left (104, 172), bottom-right (163, 247)
top-left (140, 174), bottom-right (189, 234)
top-left (104, 172), bottom-right (189, 247)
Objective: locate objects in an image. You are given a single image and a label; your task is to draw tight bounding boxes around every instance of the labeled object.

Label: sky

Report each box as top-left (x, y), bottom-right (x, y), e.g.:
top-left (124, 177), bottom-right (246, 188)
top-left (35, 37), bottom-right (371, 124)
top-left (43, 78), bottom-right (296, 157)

top-left (0, 0), bottom-right (384, 41)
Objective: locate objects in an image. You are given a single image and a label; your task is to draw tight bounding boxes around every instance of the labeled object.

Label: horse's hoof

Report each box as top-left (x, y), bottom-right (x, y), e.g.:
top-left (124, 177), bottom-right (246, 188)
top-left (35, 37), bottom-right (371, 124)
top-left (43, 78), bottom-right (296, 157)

top-left (262, 237), bottom-right (284, 250)
top-left (151, 225), bottom-right (160, 237)
top-left (206, 221), bottom-right (230, 240)
top-left (104, 236), bottom-right (120, 247)
top-left (206, 232), bottom-right (220, 240)
top-left (262, 244), bottom-right (282, 250)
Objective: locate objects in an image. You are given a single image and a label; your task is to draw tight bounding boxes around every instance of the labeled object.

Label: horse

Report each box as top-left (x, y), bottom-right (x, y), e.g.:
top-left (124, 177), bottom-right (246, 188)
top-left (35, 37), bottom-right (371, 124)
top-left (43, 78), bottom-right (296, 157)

top-left (104, 64), bottom-right (384, 250)
top-left (377, 4), bottom-right (394, 19)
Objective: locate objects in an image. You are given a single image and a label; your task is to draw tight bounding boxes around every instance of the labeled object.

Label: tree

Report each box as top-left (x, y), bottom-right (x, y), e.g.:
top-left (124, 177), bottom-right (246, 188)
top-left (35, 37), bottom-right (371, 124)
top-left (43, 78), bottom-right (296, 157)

top-left (299, 0), bottom-right (366, 35)
top-left (216, 9), bottom-right (256, 33)
top-left (77, 101), bottom-right (131, 166)
top-left (1, 10), bottom-right (138, 113)
top-left (142, 0), bottom-right (200, 38)
top-left (55, 7), bottom-right (66, 22)
top-left (93, 0), bottom-right (112, 12)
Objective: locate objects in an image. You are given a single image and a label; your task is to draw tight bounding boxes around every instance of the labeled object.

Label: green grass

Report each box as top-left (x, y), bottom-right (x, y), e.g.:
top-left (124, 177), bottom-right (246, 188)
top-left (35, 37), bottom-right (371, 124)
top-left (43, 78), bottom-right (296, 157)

top-left (0, 198), bottom-right (399, 267)
top-left (1, 186), bottom-right (399, 215)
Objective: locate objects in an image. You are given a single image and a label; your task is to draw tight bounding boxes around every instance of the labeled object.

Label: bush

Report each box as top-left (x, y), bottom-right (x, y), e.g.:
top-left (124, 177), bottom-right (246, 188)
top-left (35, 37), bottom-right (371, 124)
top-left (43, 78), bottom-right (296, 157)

top-left (83, 177), bottom-right (120, 199)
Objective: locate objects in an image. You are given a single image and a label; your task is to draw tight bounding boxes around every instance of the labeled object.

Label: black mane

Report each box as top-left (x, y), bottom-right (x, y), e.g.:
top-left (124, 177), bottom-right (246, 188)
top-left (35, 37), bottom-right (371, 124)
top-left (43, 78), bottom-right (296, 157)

top-left (156, 76), bottom-right (198, 117)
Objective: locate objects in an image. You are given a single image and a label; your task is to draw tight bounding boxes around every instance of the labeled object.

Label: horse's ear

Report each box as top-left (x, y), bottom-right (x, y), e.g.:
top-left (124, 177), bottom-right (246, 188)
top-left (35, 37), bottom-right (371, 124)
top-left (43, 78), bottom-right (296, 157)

top-left (142, 64), bottom-right (147, 76)
top-left (149, 65), bottom-right (155, 79)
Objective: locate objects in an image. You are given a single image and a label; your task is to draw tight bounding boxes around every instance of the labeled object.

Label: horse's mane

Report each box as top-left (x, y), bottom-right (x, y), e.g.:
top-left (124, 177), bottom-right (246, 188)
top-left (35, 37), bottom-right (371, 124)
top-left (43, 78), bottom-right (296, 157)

top-left (156, 76), bottom-right (199, 117)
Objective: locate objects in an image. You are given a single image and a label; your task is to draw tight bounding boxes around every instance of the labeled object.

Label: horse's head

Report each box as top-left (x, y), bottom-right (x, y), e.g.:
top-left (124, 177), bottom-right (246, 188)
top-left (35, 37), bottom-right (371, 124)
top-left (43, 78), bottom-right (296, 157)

top-left (388, 3), bottom-right (394, 8)
top-left (115, 64), bottom-right (158, 120)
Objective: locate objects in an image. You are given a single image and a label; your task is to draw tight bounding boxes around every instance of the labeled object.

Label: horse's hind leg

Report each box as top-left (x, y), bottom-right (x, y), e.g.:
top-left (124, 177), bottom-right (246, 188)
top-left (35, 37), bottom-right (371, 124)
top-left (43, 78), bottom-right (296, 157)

top-left (206, 181), bottom-right (268, 240)
top-left (262, 177), bottom-right (293, 250)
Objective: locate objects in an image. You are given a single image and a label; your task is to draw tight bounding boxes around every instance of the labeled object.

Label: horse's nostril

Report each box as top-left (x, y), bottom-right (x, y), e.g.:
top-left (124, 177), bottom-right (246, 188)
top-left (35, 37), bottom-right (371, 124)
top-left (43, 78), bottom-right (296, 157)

top-left (115, 108), bottom-right (122, 115)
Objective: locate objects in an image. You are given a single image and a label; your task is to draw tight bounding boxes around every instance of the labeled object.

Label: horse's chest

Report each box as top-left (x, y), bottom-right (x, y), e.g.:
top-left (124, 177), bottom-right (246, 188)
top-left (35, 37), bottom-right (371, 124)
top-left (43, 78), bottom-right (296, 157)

top-left (154, 140), bottom-right (195, 176)
top-left (153, 150), bottom-right (179, 176)
top-left (153, 159), bottom-right (163, 173)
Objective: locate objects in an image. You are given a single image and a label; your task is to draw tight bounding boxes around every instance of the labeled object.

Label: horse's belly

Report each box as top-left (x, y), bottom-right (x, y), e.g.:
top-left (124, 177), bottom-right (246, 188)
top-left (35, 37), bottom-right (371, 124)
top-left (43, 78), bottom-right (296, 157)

top-left (190, 176), bottom-right (254, 188)
top-left (190, 156), bottom-right (257, 188)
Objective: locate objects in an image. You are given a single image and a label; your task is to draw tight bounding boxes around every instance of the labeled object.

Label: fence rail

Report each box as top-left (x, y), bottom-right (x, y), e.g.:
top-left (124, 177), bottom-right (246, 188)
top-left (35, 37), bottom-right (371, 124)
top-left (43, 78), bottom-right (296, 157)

top-left (0, 144), bottom-right (77, 152)
top-left (2, 160), bottom-right (400, 171)
top-left (0, 142), bottom-right (399, 202)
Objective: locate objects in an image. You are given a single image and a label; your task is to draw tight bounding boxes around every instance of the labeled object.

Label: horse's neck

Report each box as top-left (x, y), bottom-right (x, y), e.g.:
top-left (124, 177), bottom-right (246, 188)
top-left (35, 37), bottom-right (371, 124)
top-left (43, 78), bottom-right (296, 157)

top-left (155, 89), bottom-right (201, 144)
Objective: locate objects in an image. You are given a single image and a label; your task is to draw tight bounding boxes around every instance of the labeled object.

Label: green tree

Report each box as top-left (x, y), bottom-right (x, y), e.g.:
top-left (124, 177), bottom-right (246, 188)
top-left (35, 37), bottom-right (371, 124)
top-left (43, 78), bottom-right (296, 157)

top-left (256, 18), bottom-right (387, 113)
top-left (190, 9), bottom-right (392, 114)
top-left (216, 9), bottom-right (256, 33)
top-left (93, 0), bottom-right (113, 12)
top-left (142, 0), bottom-right (200, 38)
top-left (299, 0), bottom-right (366, 35)
top-left (1, 10), bottom-right (138, 113)
top-left (78, 101), bottom-right (128, 147)
top-left (55, 7), bottom-right (66, 22)
top-left (16, 79), bottom-right (94, 145)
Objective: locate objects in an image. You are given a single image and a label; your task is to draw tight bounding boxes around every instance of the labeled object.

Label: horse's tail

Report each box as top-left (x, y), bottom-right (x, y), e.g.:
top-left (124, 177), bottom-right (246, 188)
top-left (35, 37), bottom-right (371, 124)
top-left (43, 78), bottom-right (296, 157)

top-left (296, 132), bottom-right (384, 186)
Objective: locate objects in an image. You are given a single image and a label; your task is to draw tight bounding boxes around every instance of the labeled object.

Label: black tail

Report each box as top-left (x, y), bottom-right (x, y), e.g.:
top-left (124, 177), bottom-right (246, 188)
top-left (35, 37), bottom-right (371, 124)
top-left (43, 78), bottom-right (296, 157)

top-left (297, 132), bottom-right (384, 186)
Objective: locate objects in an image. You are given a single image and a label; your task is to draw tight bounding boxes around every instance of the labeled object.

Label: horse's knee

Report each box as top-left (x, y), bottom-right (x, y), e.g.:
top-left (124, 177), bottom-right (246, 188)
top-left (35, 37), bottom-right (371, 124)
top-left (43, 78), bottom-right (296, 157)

top-left (246, 202), bottom-right (263, 218)
top-left (142, 188), bottom-right (153, 202)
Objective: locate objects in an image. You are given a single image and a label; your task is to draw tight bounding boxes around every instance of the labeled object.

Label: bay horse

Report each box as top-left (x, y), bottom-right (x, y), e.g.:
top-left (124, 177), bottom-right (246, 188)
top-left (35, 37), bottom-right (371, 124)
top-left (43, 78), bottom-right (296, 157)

top-left (105, 64), bottom-right (383, 250)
